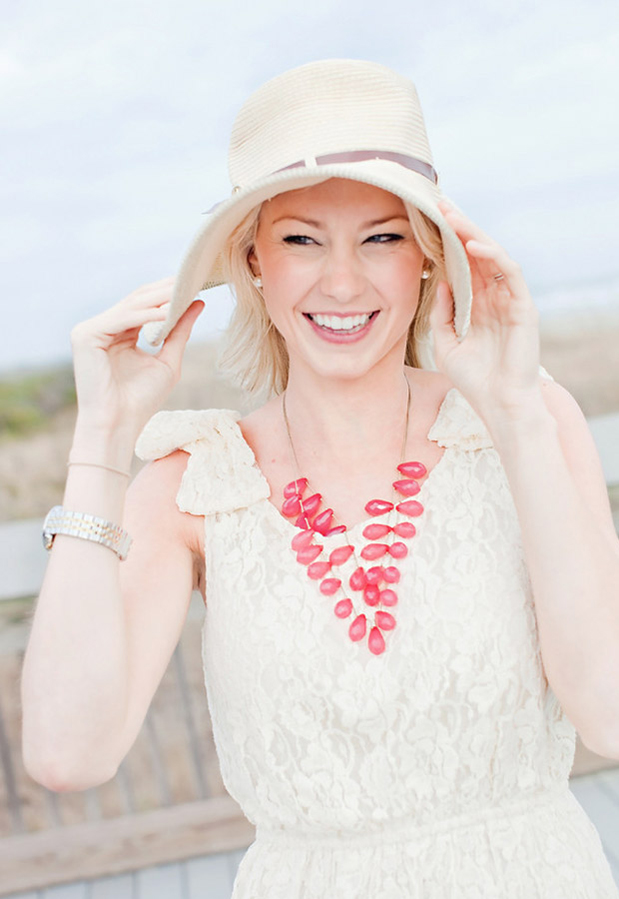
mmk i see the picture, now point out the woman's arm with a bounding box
[430,200,619,759]
[20,279,204,791]
[21,442,198,791]
[485,380,619,760]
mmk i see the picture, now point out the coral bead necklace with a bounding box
[280,377,428,655]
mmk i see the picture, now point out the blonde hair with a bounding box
[217,189,447,397]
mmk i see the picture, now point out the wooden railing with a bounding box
[0,586,254,896]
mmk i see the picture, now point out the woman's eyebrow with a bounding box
[365,215,410,227]
[271,215,321,227]
[270,214,410,227]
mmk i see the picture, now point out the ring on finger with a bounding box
[492,272,505,282]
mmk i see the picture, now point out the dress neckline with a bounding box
[231,386,460,538]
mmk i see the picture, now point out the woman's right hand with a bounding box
[70,277,204,439]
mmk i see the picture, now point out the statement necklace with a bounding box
[280,380,428,655]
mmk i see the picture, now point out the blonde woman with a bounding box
[21,60,619,897]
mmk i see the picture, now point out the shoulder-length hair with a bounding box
[217,195,446,397]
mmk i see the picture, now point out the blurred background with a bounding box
[1,0,618,896]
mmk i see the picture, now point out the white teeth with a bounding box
[310,313,372,331]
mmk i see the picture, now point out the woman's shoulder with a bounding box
[134,407,270,517]
[412,370,494,450]
[134,407,243,461]
[421,365,555,449]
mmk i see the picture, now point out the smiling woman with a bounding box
[20,58,619,899]
[218,180,446,395]
[245,180,427,384]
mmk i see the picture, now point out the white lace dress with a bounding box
[135,386,618,898]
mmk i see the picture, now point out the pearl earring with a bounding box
[253,276,263,288]
[421,269,430,280]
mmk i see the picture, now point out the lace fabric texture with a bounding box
[135,385,618,898]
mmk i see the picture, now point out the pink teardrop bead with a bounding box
[396,499,424,517]
[360,543,388,560]
[393,521,416,539]
[296,544,323,564]
[368,626,386,655]
[291,529,315,551]
[281,495,302,516]
[389,542,408,559]
[349,567,367,591]
[320,577,342,596]
[366,566,384,585]
[375,610,396,630]
[334,598,353,618]
[363,584,380,606]
[397,461,427,478]
[382,567,400,584]
[363,523,392,540]
[284,478,308,498]
[349,614,367,642]
[302,493,322,516]
[364,499,394,517]
[326,525,347,536]
[307,560,331,579]
[313,509,334,535]
[295,515,312,529]
[379,588,398,606]
[330,545,355,566]
[393,478,420,497]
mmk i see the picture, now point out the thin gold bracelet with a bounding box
[67,461,131,478]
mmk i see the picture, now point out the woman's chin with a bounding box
[287,345,404,384]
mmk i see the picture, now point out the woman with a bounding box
[21,59,619,897]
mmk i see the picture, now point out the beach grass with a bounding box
[0,324,618,522]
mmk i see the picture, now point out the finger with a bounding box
[441,207,497,250]
[157,300,205,368]
[79,304,170,344]
[465,240,527,292]
[132,276,176,295]
[437,198,468,218]
[101,303,170,332]
[439,203,510,287]
[121,280,176,309]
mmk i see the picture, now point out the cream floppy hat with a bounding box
[141,58,473,368]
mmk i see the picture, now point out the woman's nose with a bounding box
[318,246,366,303]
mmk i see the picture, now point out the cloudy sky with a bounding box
[2,0,618,371]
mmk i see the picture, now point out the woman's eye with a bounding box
[283,235,316,245]
[366,233,405,243]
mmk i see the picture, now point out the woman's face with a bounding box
[248,178,426,382]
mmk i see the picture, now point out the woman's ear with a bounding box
[247,246,260,278]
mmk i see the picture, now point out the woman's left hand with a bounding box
[430,199,543,419]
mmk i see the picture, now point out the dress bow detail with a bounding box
[134,409,271,515]
[427,388,495,450]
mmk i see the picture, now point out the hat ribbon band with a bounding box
[274,150,438,184]
[203,151,438,214]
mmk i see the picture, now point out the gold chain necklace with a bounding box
[280,375,428,655]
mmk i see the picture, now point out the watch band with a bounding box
[42,506,133,561]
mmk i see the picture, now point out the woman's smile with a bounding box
[303,310,380,341]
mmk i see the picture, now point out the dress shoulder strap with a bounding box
[428,364,554,450]
[134,409,271,516]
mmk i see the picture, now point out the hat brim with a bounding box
[141,158,472,350]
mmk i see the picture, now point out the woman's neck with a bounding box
[281,358,415,468]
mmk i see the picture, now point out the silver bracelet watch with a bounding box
[42,506,133,561]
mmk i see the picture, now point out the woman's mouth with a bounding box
[303,311,379,336]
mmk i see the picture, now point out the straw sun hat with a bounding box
[141,58,474,368]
